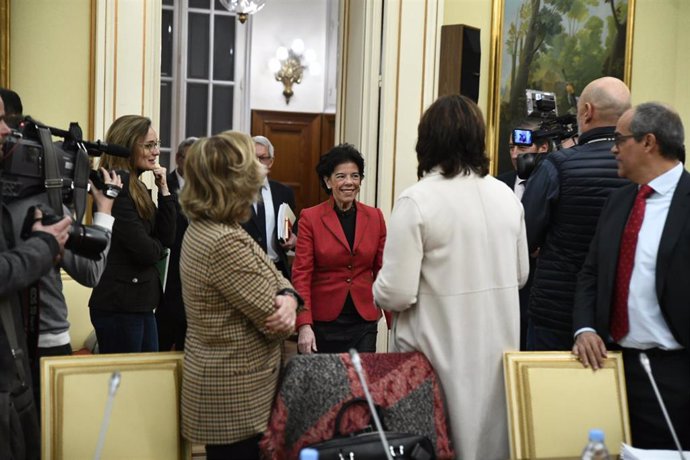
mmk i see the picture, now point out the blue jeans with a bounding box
[90,309,159,354]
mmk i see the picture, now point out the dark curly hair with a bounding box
[416,94,489,179]
[315,143,365,194]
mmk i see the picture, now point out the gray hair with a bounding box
[177,136,198,156]
[630,102,685,160]
[252,135,274,159]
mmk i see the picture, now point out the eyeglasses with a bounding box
[257,155,273,163]
[138,140,161,151]
[613,134,635,148]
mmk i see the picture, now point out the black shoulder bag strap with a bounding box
[72,143,90,224]
[37,126,64,217]
[0,298,28,388]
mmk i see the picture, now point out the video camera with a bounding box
[513,89,578,179]
[1,117,129,259]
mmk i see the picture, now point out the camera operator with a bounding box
[1,94,72,460]
[497,120,550,350]
[521,76,631,351]
[498,119,550,199]
[1,89,123,410]
[5,168,121,407]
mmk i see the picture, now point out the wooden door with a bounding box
[251,110,335,213]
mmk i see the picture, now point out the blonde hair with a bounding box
[99,115,156,221]
[180,131,264,224]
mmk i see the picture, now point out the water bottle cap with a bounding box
[299,447,319,460]
[588,428,605,442]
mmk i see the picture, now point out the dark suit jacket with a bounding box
[158,170,188,322]
[292,198,387,329]
[241,179,295,280]
[497,170,518,189]
[89,172,177,312]
[573,170,690,349]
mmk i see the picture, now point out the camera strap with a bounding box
[72,145,90,224]
[20,285,40,363]
[37,126,64,217]
[0,297,29,388]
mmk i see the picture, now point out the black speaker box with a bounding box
[438,24,481,103]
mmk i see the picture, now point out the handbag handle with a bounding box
[333,397,388,437]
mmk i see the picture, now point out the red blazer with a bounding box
[293,199,387,328]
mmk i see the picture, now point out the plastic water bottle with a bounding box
[581,429,611,460]
[299,447,319,460]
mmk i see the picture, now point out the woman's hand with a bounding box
[297,324,317,354]
[153,165,170,196]
[90,167,122,215]
[265,294,297,335]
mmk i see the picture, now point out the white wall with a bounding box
[249,0,331,113]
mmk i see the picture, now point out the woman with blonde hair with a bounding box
[89,115,177,353]
[179,131,300,460]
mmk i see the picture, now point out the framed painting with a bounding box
[488,0,636,175]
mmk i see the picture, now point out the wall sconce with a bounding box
[268,39,321,104]
[218,0,266,24]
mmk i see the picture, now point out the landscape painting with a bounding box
[488,0,635,174]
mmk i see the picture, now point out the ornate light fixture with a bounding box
[218,0,266,24]
[268,39,321,104]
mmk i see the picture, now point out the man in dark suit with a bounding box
[573,102,690,449]
[242,136,296,280]
[156,136,197,351]
[497,120,549,350]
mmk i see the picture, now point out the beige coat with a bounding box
[374,170,529,460]
[180,220,292,444]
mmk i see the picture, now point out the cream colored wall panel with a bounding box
[676,0,690,157]
[377,0,442,216]
[337,0,383,207]
[9,0,92,134]
[629,0,677,104]
[93,0,161,140]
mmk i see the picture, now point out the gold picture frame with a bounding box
[0,0,9,87]
[41,352,191,460]
[504,351,630,459]
[487,0,636,175]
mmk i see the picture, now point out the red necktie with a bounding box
[610,184,654,342]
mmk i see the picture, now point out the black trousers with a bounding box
[621,347,690,449]
[205,434,262,460]
[32,342,73,413]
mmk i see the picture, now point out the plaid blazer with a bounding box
[180,220,293,444]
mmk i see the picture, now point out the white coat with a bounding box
[374,169,529,460]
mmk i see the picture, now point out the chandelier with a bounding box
[218,0,266,24]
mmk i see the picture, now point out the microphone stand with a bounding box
[638,353,687,460]
[94,371,122,460]
[349,349,394,460]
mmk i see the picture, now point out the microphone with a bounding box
[349,349,394,460]
[21,116,130,158]
[94,372,122,460]
[638,353,687,460]
[81,140,131,158]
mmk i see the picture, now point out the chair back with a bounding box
[41,352,190,460]
[504,351,630,459]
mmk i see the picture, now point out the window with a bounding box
[160,0,249,169]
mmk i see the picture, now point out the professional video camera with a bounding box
[1,117,129,259]
[514,89,578,179]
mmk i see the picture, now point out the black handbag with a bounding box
[304,398,435,460]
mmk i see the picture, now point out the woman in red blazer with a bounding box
[292,144,387,354]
